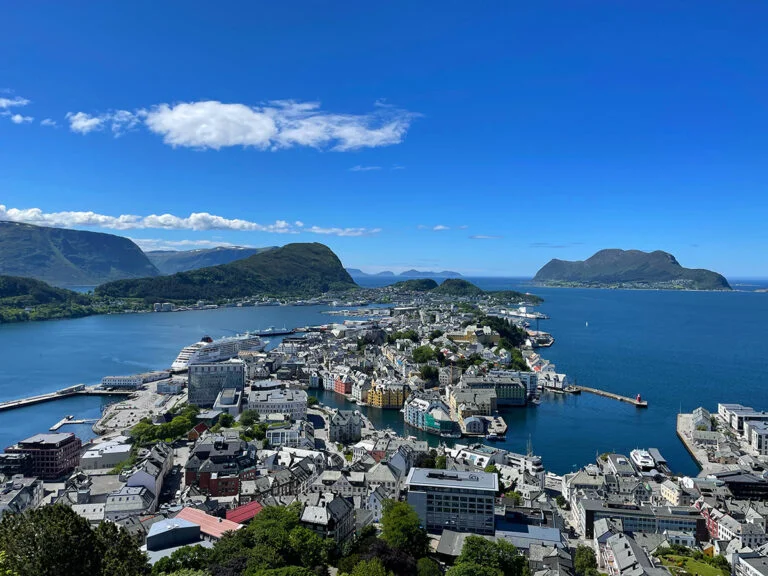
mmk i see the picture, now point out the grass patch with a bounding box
[659,555,729,576]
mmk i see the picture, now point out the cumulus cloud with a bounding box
[349,165,381,172]
[0,96,29,109]
[40,118,57,127]
[433,225,450,231]
[0,204,381,237]
[469,234,503,240]
[10,114,33,124]
[66,110,141,135]
[67,99,415,151]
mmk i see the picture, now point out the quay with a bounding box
[0,386,134,413]
[50,415,98,431]
[572,385,648,407]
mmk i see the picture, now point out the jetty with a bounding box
[50,415,99,431]
[0,385,134,413]
[572,385,648,407]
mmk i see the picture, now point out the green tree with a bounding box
[94,520,150,576]
[219,413,235,428]
[416,557,442,576]
[380,501,429,560]
[412,346,436,363]
[287,527,332,570]
[0,551,17,576]
[165,571,209,576]
[351,558,392,576]
[435,455,447,469]
[555,495,567,508]
[152,545,212,574]
[506,491,522,507]
[246,568,316,576]
[455,536,525,576]
[0,504,150,576]
[574,546,597,576]
[419,365,439,383]
[307,396,319,407]
[446,564,502,576]
[429,330,444,340]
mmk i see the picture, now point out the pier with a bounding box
[572,385,648,407]
[0,386,134,413]
[50,416,99,431]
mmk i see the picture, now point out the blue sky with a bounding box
[1,2,767,277]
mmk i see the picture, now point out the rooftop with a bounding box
[174,507,243,539]
[406,467,498,491]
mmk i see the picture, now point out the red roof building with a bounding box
[174,507,242,540]
[226,501,264,524]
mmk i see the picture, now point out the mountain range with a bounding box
[533,249,731,290]
[346,268,462,278]
[0,221,159,286]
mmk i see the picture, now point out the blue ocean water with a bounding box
[1,280,767,476]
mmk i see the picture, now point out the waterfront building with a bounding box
[405,468,498,535]
[351,378,371,403]
[718,403,768,435]
[488,370,538,398]
[403,392,455,435]
[5,432,82,480]
[157,378,184,395]
[692,407,712,430]
[188,360,245,408]
[247,389,307,420]
[100,375,143,390]
[450,388,498,419]
[745,421,768,456]
[328,410,363,443]
[368,382,409,409]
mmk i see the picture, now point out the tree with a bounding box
[416,557,441,576]
[447,564,502,576]
[240,410,260,426]
[435,455,447,469]
[0,504,103,576]
[506,491,522,507]
[307,396,319,407]
[574,546,597,576]
[555,495,567,509]
[455,536,525,576]
[351,558,392,576]
[412,346,436,364]
[152,545,212,574]
[288,527,331,570]
[246,568,317,576]
[94,521,150,576]
[0,551,17,576]
[380,501,429,560]
[219,413,235,428]
[419,365,439,383]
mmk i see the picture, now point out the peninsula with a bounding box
[533,249,731,290]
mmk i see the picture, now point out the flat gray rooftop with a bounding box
[406,467,498,491]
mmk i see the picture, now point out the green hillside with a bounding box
[0,221,160,286]
[96,242,357,302]
[146,246,276,274]
[0,275,95,323]
[391,279,439,291]
[533,249,731,290]
[432,278,485,297]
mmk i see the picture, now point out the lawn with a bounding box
[659,555,729,576]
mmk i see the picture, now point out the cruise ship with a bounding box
[630,449,655,471]
[171,334,267,370]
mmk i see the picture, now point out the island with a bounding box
[533,249,731,291]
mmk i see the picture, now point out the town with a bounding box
[1,286,767,576]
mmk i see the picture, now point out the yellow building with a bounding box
[368,383,409,409]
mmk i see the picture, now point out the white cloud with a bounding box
[68,99,414,151]
[10,114,33,124]
[0,204,381,237]
[306,226,382,237]
[349,165,381,172]
[0,96,29,109]
[433,225,450,231]
[66,110,141,135]
[469,234,503,240]
[129,238,249,251]
[40,118,57,127]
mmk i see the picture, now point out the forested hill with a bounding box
[533,249,731,290]
[96,243,357,301]
[0,221,159,286]
[0,275,94,323]
[146,246,276,274]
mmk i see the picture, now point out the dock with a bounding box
[50,416,98,431]
[572,385,648,407]
[0,386,134,413]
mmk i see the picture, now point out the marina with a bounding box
[49,415,98,431]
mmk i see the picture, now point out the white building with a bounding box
[101,375,143,390]
[248,389,307,420]
[746,421,768,456]
[80,438,132,470]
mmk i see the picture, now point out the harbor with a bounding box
[0,385,133,413]
[571,385,648,407]
[50,415,98,431]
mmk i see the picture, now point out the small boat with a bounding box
[630,449,655,471]
[486,432,505,441]
[531,397,542,406]
[440,431,462,439]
